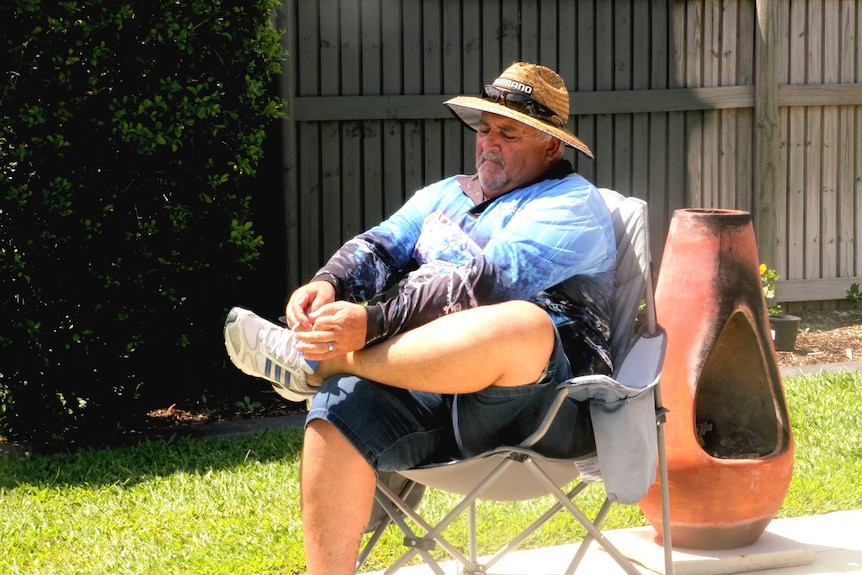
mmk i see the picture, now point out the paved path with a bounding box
[359,509,862,575]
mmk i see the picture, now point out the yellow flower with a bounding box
[759,263,767,277]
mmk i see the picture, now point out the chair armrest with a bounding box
[518,374,630,450]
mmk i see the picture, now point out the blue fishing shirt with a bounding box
[312,161,617,374]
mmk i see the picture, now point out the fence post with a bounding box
[754,0,779,269]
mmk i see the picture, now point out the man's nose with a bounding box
[480,131,502,150]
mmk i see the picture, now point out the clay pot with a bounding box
[639,208,794,550]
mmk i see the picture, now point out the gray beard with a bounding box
[477,156,508,192]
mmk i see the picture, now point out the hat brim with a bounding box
[444,95,594,159]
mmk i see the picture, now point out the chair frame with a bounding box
[356,190,674,575]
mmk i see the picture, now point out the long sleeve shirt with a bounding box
[311,160,617,375]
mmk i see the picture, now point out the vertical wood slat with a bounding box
[380,3,404,223]
[280,1,300,289]
[594,2,614,187]
[540,0,560,70]
[786,0,807,281]
[630,1,651,212]
[298,124,322,282]
[358,0,381,231]
[400,0,423,217]
[805,2,823,280]
[340,1,362,243]
[667,1,688,234]
[838,0,858,277]
[644,0,670,257]
[613,0,633,193]
[316,0,341,268]
[483,0,503,86]
[341,0,360,97]
[775,1,790,280]
[520,0,540,63]
[736,6,756,214]
[443,5,465,178]
[702,1,720,208]
[686,2,704,208]
[501,0,521,64]
[821,1,841,282]
[855,1,862,279]
[574,0,596,183]
[422,2,443,187]
[719,0,739,209]
[557,0,577,94]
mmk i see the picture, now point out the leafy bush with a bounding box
[0,0,285,444]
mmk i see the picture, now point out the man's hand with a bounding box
[285,281,336,331]
[295,301,368,360]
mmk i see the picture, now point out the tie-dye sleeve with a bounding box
[311,175,616,348]
[362,181,615,345]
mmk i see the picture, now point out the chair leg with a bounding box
[356,516,391,571]
[526,458,643,575]
[374,473,491,574]
[655,394,674,575]
[377,487,466,573]
[478,482,590,573]
[356,480,423,572]
[468,501,477,566]
[564,497,613,575]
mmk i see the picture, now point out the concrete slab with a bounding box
[360,510,862,575]
[608,526,815,575]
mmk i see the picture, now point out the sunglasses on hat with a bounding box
[480,85,565,128]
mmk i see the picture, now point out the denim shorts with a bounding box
[305,331,596,471]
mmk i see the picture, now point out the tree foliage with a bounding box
[0,0,285,443]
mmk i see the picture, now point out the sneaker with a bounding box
[224,307,319,402]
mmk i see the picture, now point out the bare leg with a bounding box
[314,300,555,393]
[300,300,555,573]
[302,419,376,575]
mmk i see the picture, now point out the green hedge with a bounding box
[0,0,285,444]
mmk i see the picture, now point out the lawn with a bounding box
[1,370,860,575]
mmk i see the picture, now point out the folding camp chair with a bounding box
[357,189,673,575]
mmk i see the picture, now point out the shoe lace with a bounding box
[260,324,303,367]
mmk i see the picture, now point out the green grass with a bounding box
[1,370,860,574]
[779,370,862,516]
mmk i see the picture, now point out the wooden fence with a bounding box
[277,0,862,309]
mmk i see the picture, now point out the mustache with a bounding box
[478,151,504,165]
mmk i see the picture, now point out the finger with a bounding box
[295,329,332,346]
[308,302,341,323]
[286,294,313,330]
[310,290,334,313]
[295,337,337,360]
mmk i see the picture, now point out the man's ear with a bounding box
[545,136,564,159]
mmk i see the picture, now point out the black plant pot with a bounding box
[769,314,801,351]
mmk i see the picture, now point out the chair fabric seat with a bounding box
[401,448,587,501]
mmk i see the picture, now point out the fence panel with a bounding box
[280,0,862,307]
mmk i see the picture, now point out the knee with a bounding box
[304,419,369,466]
[305,418,347,452]
[302,420,376,489]
[496,300,554,332]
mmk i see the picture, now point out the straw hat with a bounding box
[445,62,593,159]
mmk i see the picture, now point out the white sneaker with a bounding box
[224,307,318,402]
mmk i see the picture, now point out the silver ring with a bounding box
[327,341,334,352]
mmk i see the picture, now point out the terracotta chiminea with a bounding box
[639,208,794,550]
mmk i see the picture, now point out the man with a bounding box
[224,62,616,574]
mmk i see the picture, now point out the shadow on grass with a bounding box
[0,427,304,490]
